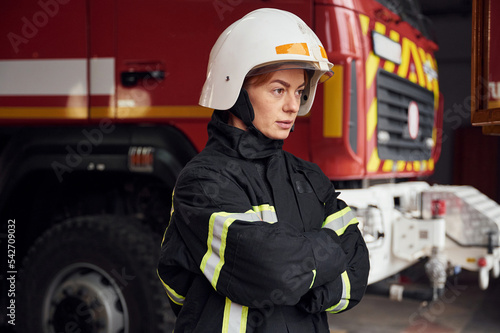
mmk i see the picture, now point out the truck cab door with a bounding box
[111,0,312,122]
[0,0,90,122]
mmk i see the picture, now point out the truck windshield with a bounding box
[375,0,436,43]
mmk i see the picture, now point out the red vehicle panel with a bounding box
[0,0,443,179]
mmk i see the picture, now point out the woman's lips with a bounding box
[276,121,293,129]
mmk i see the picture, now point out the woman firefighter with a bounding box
[157,8,370,332]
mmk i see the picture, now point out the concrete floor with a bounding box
[328,271,500,333]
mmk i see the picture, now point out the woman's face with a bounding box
[245,68,306,140]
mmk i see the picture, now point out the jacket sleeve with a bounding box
[296,193,370,314]
[157,166,347,309]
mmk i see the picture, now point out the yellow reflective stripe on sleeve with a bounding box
[251,204,278,223]
[323,206,352,227]
[335,217,358,236]
[223,298,248,333]
[161,189,176,245]
[157,270,185,306]
[326,271,351,313]
[322,207,359,236]
[309,269,317,289]
[200,211,261,290]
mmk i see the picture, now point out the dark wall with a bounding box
[421,0,500,203]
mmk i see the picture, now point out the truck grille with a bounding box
[376,70,435,161]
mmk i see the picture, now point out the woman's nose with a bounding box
[284,93,300,113]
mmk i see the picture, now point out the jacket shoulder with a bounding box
[175,149,243,191]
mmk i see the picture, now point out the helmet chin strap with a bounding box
[228,89,255,129]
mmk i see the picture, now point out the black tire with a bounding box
[17,215,175,333]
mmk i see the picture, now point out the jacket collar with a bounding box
[206,110,283,160]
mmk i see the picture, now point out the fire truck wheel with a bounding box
[17,215,175,333]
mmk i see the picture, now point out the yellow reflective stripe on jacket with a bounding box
[309,269,317,289]
[322,207,358,236]
[222,298,248,333]
[156,270,185,306]
[200,211,261,290]
[252,204,278,223]
[326,270,351,313]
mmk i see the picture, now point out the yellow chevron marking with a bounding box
[367,148,381,172]
[390,30,400,42]
[382,160,394,172]
[397,160,406,172]
[366,51,380,89]
[409,72,418,83]
[397,38,411,79]
[383,60,396,73]
[366,98,378,141]
[432,58,440,109]
[419,48,434,91]
[374,22,386,34]
[398,38,426,87]
[324,65,344,138]
[383,30,401,73]
[359,14,370,36]
[411,44,426,87]
[428,158,435,171]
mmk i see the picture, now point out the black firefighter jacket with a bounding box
[158,110,370,333]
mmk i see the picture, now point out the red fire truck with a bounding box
[1,0,499,332]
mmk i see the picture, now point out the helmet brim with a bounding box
[246,61,333,84]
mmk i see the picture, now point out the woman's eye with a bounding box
[273,88,285,95]
[296,90,304,97]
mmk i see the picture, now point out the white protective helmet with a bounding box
[199,8,333,116]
